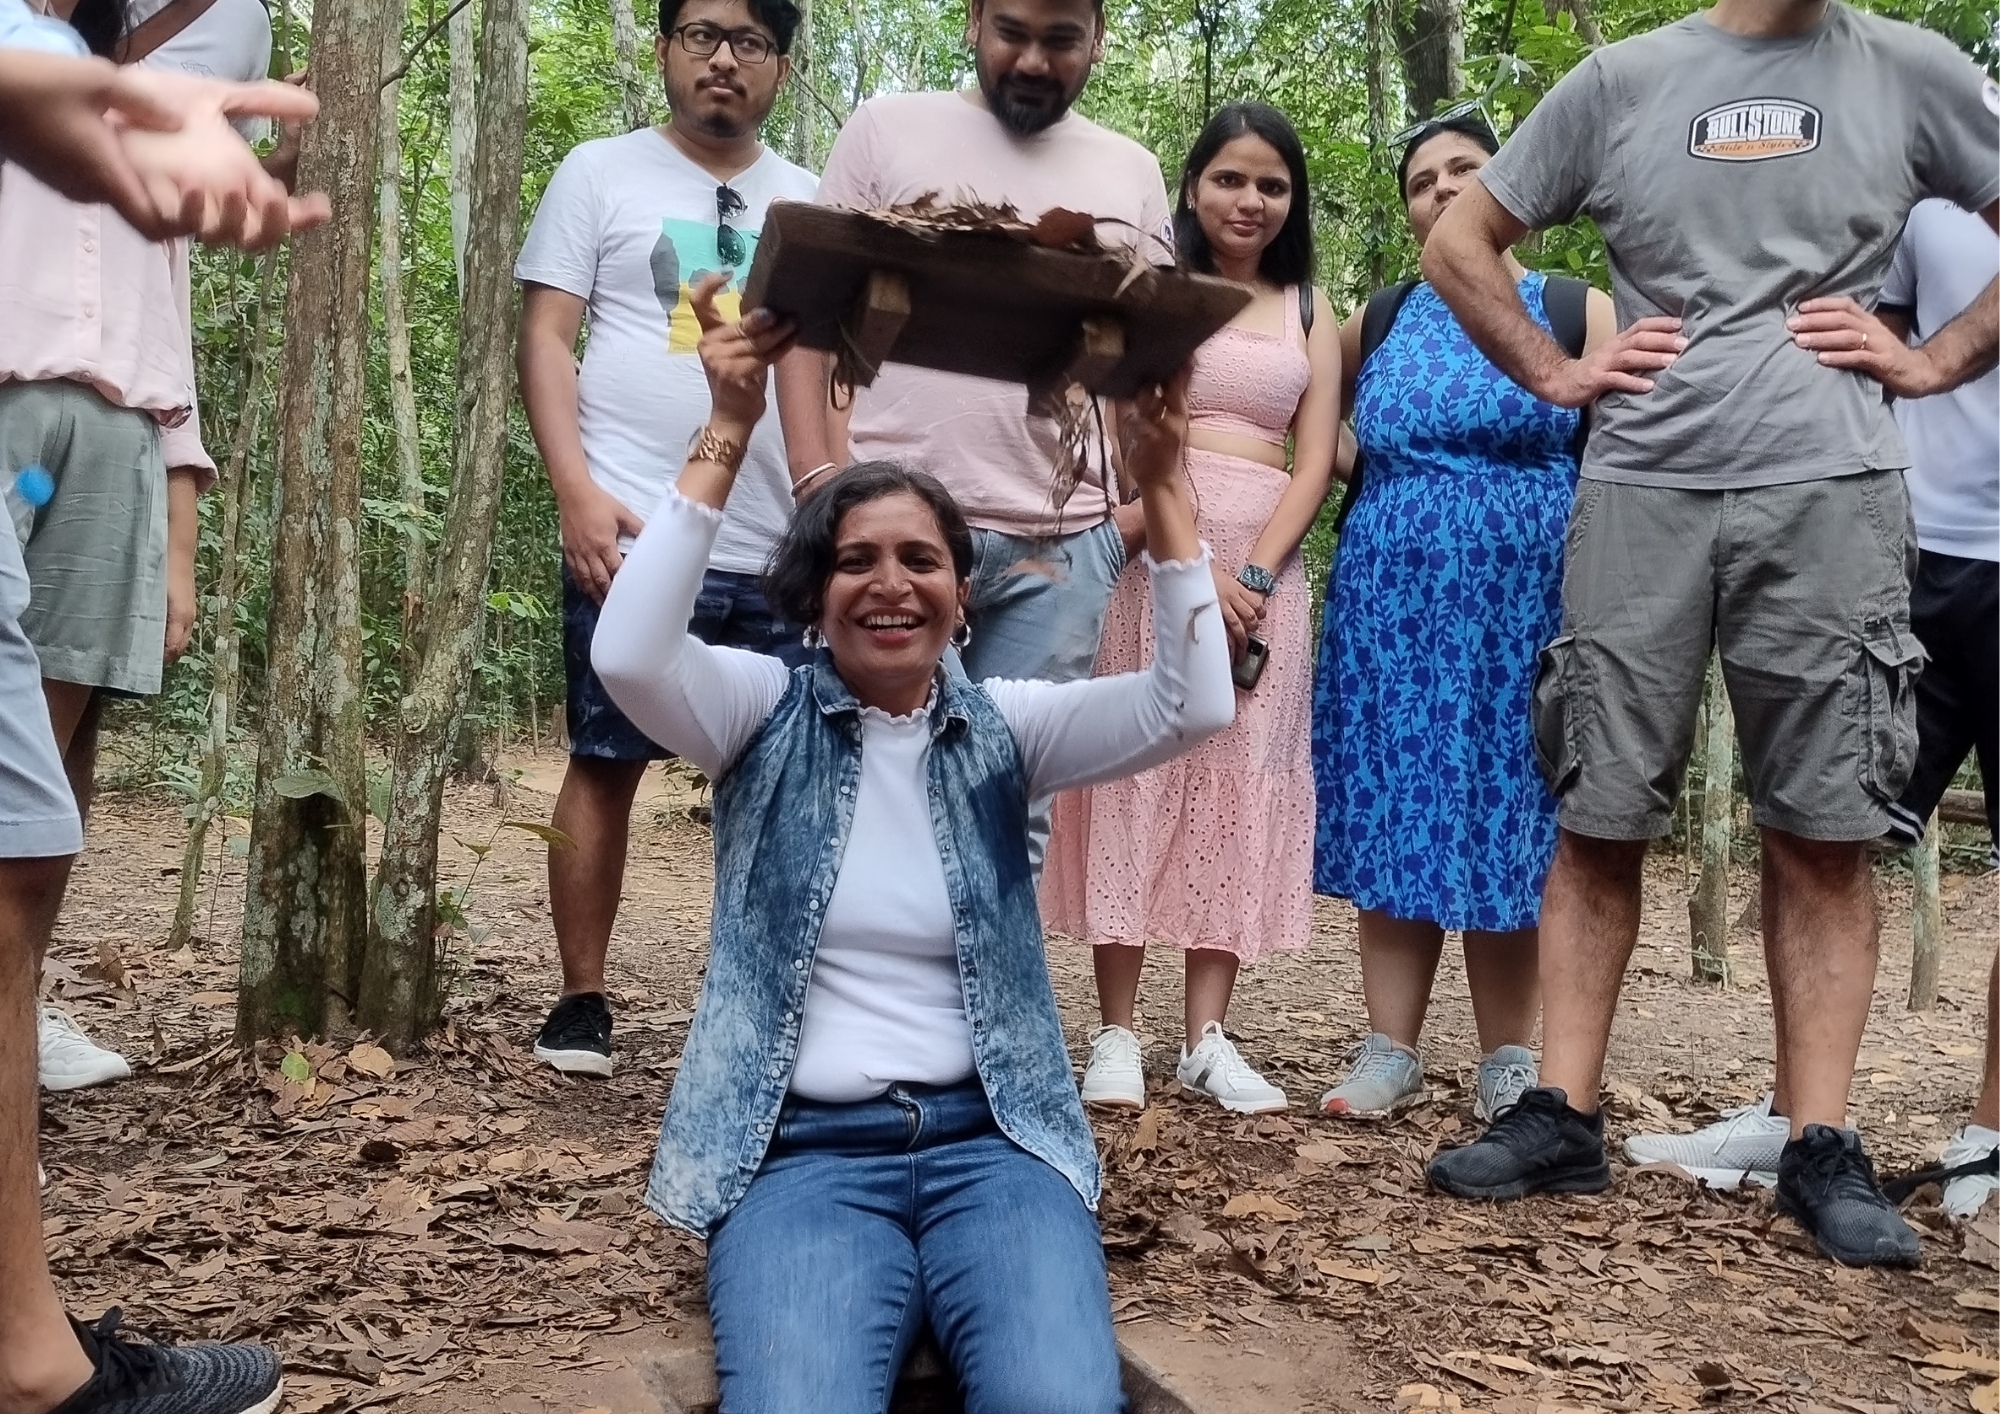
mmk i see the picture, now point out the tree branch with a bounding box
[380,0,473,89]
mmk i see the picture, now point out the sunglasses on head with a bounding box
[716,183,747,267]
[1388,98,1493,150]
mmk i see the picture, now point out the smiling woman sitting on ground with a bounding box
[588,272,1234,1414]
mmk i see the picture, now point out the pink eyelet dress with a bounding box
[1041,291,1316,961]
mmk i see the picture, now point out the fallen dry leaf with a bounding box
[1221,1192,1302,1221]
[348,1042,396,1080]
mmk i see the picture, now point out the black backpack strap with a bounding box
[1332,280,1421,536]
[1298,282,1315,339]
[1543,274,1591,359]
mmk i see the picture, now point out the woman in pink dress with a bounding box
[1043,103,1340,1114]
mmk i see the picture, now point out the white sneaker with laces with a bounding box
[1622,1091,1787,1189]
[1474,1045,1539,1123]
[1177,1021,1288,1114]
[1939,1123,1999,1221]
[37,1005,130,1092]
[1080,1025,1145,1109]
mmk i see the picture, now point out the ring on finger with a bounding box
[1860,332,1869,348]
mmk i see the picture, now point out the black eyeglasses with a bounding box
[716,183,747,267]
[671,21,776,64]
[1388,98,1493,149]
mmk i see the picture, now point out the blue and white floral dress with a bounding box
[1310,272,1579,931]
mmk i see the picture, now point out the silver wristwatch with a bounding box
[1236,564,1277,597]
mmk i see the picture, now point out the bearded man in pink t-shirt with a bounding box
[792,0,1172,867]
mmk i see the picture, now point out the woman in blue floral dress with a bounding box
[1311,112,1613,1124]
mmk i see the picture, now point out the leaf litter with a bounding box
[34,781,2000,1413]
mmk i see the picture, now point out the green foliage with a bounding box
[139,0,1992,772]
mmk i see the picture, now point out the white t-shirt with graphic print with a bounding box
[515,129,817,575]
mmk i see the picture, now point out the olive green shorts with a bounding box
[0,379,167,696]
[1531,469,1921,842]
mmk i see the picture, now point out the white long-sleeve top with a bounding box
[593,487,1234,1101]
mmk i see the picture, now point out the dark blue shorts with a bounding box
[561,563,809,761]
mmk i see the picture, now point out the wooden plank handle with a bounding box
[845,270,912,388]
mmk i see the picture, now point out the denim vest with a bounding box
[644,651,1102,1235]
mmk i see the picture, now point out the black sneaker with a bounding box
[49,1309,282,1414]
[1426,1086,1612,1199]
[1775,1123,1920,1267]
[533,991,614,1077]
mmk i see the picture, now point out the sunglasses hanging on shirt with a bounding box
[716,183,748,268]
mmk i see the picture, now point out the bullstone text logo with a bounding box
[1688,98,1822,162]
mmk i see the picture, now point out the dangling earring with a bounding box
[950,620,973,650]
[802,625,826,651]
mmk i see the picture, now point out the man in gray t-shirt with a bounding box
[1418,0,1998,1268]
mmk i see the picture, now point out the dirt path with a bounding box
[35,758,1999,1414]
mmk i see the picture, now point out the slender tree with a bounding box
[380,2,429,651]
[449,0,477,290]
[1395,0,1463,122]
[362,0,530,1051]
[238,0,396,1042]
[169,254,279,953]
[609,0,652,133]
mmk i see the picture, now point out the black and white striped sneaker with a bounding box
[48,1309,282,1414]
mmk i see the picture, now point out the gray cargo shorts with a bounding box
[0,518,83,858]
[0,379,168,695]
[1531,470,1920,842]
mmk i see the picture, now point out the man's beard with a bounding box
[669,77,761,140]
[979,66,1082,135]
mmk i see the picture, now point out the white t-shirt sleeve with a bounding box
[1879,217,1918,315]
[515,147,604,300]
[591,487,791,777]
[984,551,1234,797]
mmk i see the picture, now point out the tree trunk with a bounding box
[1363,0,1396,286]
[1395,0,1463,123]
[448,0,477,290]
[1909,811,1944,1010]
[787,0,812,166]
[607,0,650,133]
[1541,0,1603,46]
[1688,656,1733,985]
[361,0,528,1052]
[168,254,279,953]
[239,0,392,1043]
[379,13,427,654]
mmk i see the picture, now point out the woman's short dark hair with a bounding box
[1396,114,1501,203]
[69,0,127,58]
[763,462,974,630]
[659,0,800,52]
[1172,101,1314,289]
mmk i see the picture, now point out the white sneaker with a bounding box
[1939,1123,1999,1221]
[1622,1091,1787,1189]
[1177,1021,1288,1114]
[37,1005,131,1091]
[1474,1045,1539,1123]
[1079,1025,1145,1109]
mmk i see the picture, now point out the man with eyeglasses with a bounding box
[1419,0,1997,1268]
[796,0,1172,870]
[515,0,818,1079]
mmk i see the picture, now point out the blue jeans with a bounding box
[705,1081,1124,1414]
[958,518,1125,869]
[562,564,809,760]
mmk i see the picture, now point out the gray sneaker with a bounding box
[1319,1032,1425,1118]
[1474,1045,1539,1123]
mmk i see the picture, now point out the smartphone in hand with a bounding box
[1231,633,1268,692]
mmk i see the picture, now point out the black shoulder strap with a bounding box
[1543,274,1591,360]
[1358,278,1421,372]
[1298,282,1314,339]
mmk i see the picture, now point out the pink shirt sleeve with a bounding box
[814,101,880,210]
[160,238,216,486]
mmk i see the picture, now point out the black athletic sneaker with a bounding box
[1426,1086,1612,1199]
[533,991,614,1077]
[1775,1124,1921,1267]
[48,1309,282,1414]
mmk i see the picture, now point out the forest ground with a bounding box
[35,751,2000,1414]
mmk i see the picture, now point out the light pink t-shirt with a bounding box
[815,90,1173,537]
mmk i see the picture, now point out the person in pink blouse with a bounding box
[0,0,222,1096]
